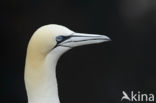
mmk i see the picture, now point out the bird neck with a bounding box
[25,47,69,103]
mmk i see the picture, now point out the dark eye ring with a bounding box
[56,36,63,42]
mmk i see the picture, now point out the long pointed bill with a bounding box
[59,32,111,48]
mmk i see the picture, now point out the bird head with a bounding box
[27,24,111,57]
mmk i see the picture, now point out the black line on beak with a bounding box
[52,34,74,49]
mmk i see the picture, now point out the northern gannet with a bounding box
[24,24,110,103]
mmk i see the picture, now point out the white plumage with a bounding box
[24,24,110,103]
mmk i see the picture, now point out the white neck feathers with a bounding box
[25,47,69,103]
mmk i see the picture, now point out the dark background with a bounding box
[2,0,156,103]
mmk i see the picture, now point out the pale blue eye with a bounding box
[56,36,63,42]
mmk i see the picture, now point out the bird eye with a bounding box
[56,36,63,42]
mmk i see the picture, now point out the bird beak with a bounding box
[58,32,111,48]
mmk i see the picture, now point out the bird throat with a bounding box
[24,47,69,103]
